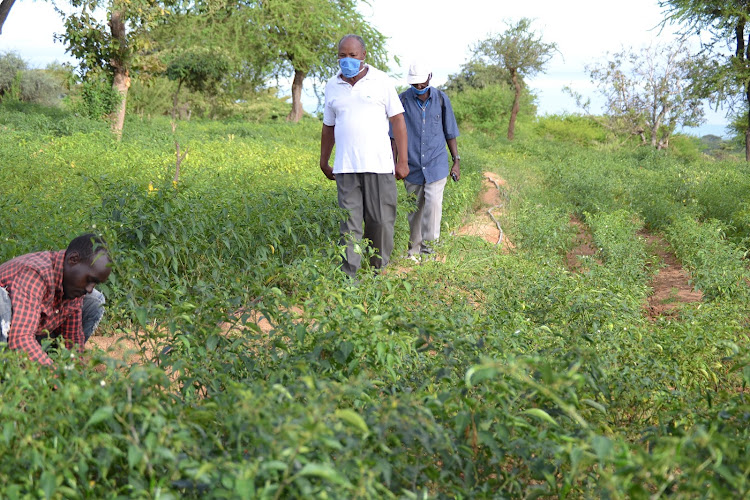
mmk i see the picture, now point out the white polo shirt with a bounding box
[323,65,404,175]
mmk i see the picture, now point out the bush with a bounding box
[0,51,26,99]
[448,84,535,135]
[0,52,68,106]
[18,69,66,106]
[70,76,122,120]
[534,114,608,145]
[0,100,111,136]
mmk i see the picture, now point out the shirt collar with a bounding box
[413,87,431,108]
[336,64,370,84]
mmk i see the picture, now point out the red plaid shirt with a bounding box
[0,250,85,365]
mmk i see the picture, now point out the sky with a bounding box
[0,0,729,137]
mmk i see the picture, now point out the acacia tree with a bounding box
[660,0,750,159]
[165,47,230,120]
[443,60,510,93]
[247,0,389,122]
[57,0,172,138]
[470,18,557,140]
[580,41,705,149]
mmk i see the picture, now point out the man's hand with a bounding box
[320,163,335,181]
[395,159,409,180]
[450,162,460,182]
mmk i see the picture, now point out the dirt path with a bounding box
[88,308,294,364]
[642,232,703,319]
[456,171,514,251]
[565,215,601,273]
[563,216,702,318]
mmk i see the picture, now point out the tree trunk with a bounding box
[744,22,750,161]
[287,68,305,122]
[507,69,521,141]
[0,0,16,35]
[171,79,183,122]
[109,9,130,140]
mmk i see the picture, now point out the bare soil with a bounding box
[565,214,601,273]
[642,232,703,319]
[88,307,301,364]
[456,172,514,251]
[563,216,702,318]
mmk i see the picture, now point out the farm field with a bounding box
[1,106,750,498]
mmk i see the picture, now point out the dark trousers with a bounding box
[336,172,397,278]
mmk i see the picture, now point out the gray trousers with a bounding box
[336,172,397,278]
[0,286,105,344]
[404,177,448,256]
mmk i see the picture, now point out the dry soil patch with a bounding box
[642,232,703,319]
[456,172,514,251]
[565,215,601,273]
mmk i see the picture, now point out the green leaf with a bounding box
[521,408,558,427]
[335,409,369,435]
[297,463,351,486]
[85,405,114,428]
[40,470,56,500]
[592,436,613,462]
[206,334,219,352]
[135,307,148,327]
[582,398,607,414]
[128,445,144,470]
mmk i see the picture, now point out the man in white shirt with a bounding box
[319,34,409,278]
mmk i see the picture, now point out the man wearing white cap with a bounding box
[390,61,460,261]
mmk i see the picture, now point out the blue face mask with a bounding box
[413,86,430,95]
[339,57,363,78]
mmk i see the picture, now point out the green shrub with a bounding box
[0,51,25,99]
[1,108,750,498]
[448,84,535,135]
[534,114,608,145]
[71,76,121,120]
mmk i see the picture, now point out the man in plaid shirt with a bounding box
[0,233,112,366]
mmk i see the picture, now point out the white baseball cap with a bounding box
[407,62,431,84]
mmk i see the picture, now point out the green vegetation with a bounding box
[1,100,750,498]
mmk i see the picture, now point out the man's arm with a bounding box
[7,268,54,366]
[389,113,409,180]
[319,124,336,181]
[447,137,460,181]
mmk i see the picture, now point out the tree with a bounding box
[0,52,70,106]
[56,0,172,138]
[443,59,509,93]
[0,0,15,35]
[659,0,750,159]
[165,47,230,120]
[469,18,557,140]
[245,0,390,122]
[575,41,705,149]
[0,50,25,99]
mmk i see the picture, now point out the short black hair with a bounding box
[65,233,108,263]
[338,34,366,53]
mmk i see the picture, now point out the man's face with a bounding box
[63,251,111,300]
[338,37,365,62]
[411,74,432,91]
